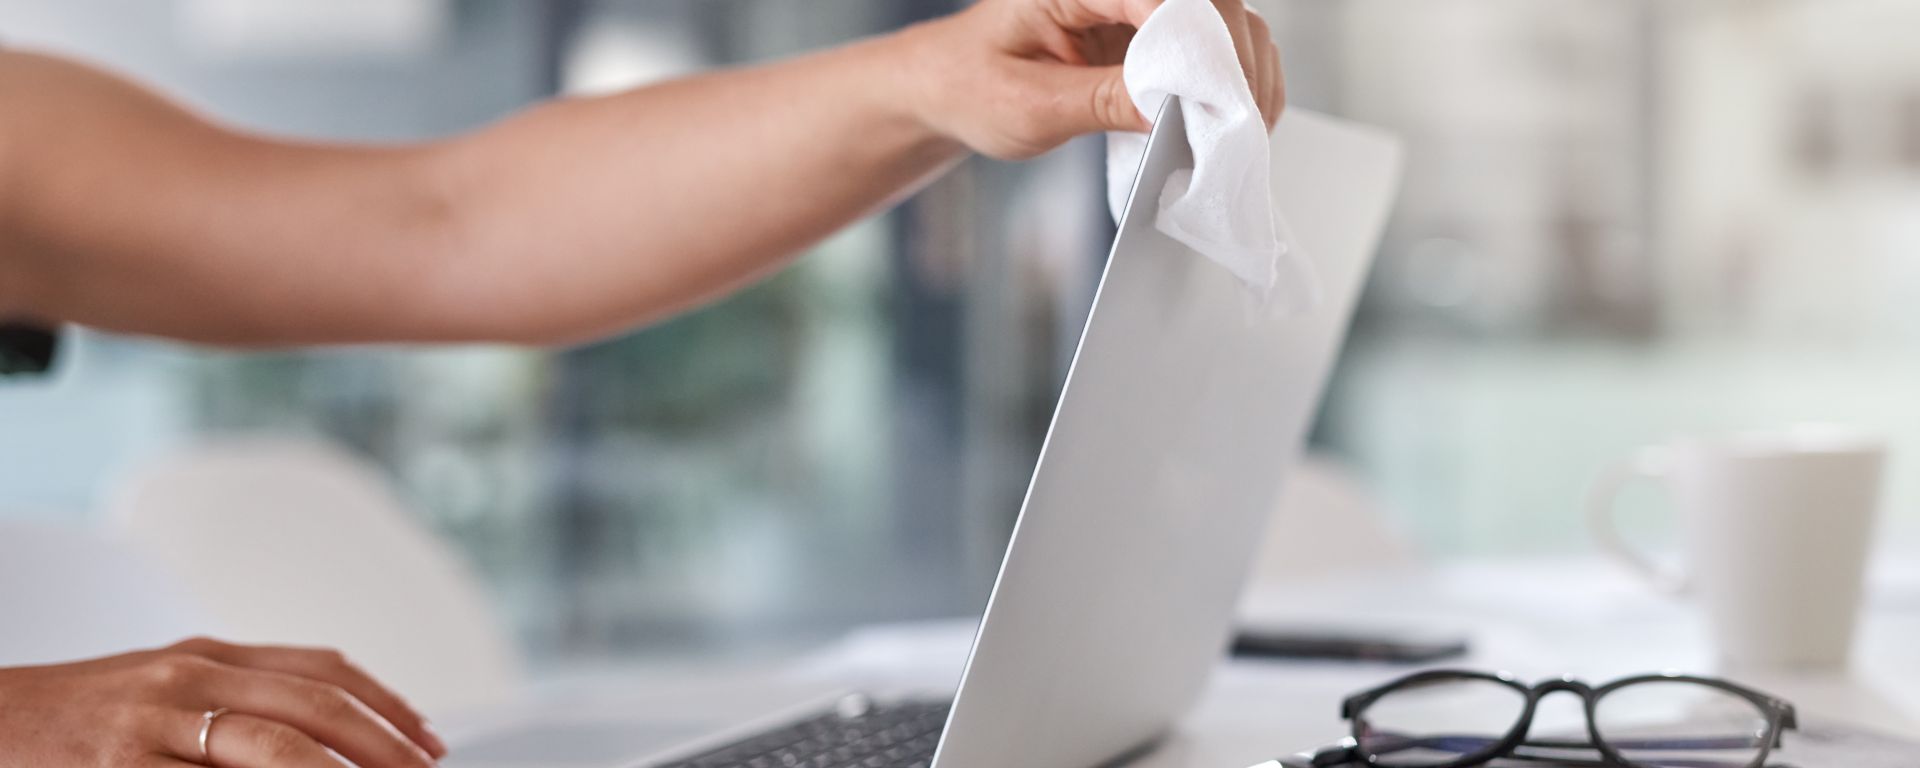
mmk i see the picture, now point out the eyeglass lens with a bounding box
[1354,677,1528,766]
[1593,680,1773,768]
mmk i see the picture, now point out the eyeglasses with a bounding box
[1292,669,1798,768]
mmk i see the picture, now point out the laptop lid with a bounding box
[928,101,1404,768]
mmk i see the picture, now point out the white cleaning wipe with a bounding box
[1106,0,1318,310]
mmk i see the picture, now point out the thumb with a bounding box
[1038,62,1149,140]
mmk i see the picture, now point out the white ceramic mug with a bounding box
[1587,425,1887,670]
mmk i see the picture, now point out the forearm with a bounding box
[2,51,450,344]
[1,31,962,346]
[423,28,965,344]
[0,0,1280,347]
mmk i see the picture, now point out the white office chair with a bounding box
[105,438,524,718]
[0,521,214,667]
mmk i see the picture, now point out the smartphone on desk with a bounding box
[1230,623,1469,664]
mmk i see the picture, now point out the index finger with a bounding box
[1045,0,1165,29]
[1049,0,1260,83]
[1209,0,1259,82]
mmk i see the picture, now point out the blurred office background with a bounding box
[2,0,1917,666]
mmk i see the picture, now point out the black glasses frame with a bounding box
[1328,669,1798,768]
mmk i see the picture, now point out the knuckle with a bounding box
[1246,10,1269,35]
[144,653,211,689]
[1096,75,1134,129]
[168,636,219,656]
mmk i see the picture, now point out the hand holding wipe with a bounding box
[1106,0,1317,312]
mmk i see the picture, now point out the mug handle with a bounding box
[1586,447,1688,596]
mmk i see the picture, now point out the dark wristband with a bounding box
[0,323,60,376]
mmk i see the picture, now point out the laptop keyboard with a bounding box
[654,697,950,768]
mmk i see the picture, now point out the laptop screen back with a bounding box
[930,102,1404,768]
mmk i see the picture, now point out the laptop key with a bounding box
[655,699,949,768]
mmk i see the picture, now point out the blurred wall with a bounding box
[0,0,548,139]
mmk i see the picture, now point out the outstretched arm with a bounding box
[0,0,1282,347]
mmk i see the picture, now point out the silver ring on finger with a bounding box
[198,708,230,762]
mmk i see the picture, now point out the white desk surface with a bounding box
[447,557,1920,768]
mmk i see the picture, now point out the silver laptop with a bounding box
[455,100,1401,768]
